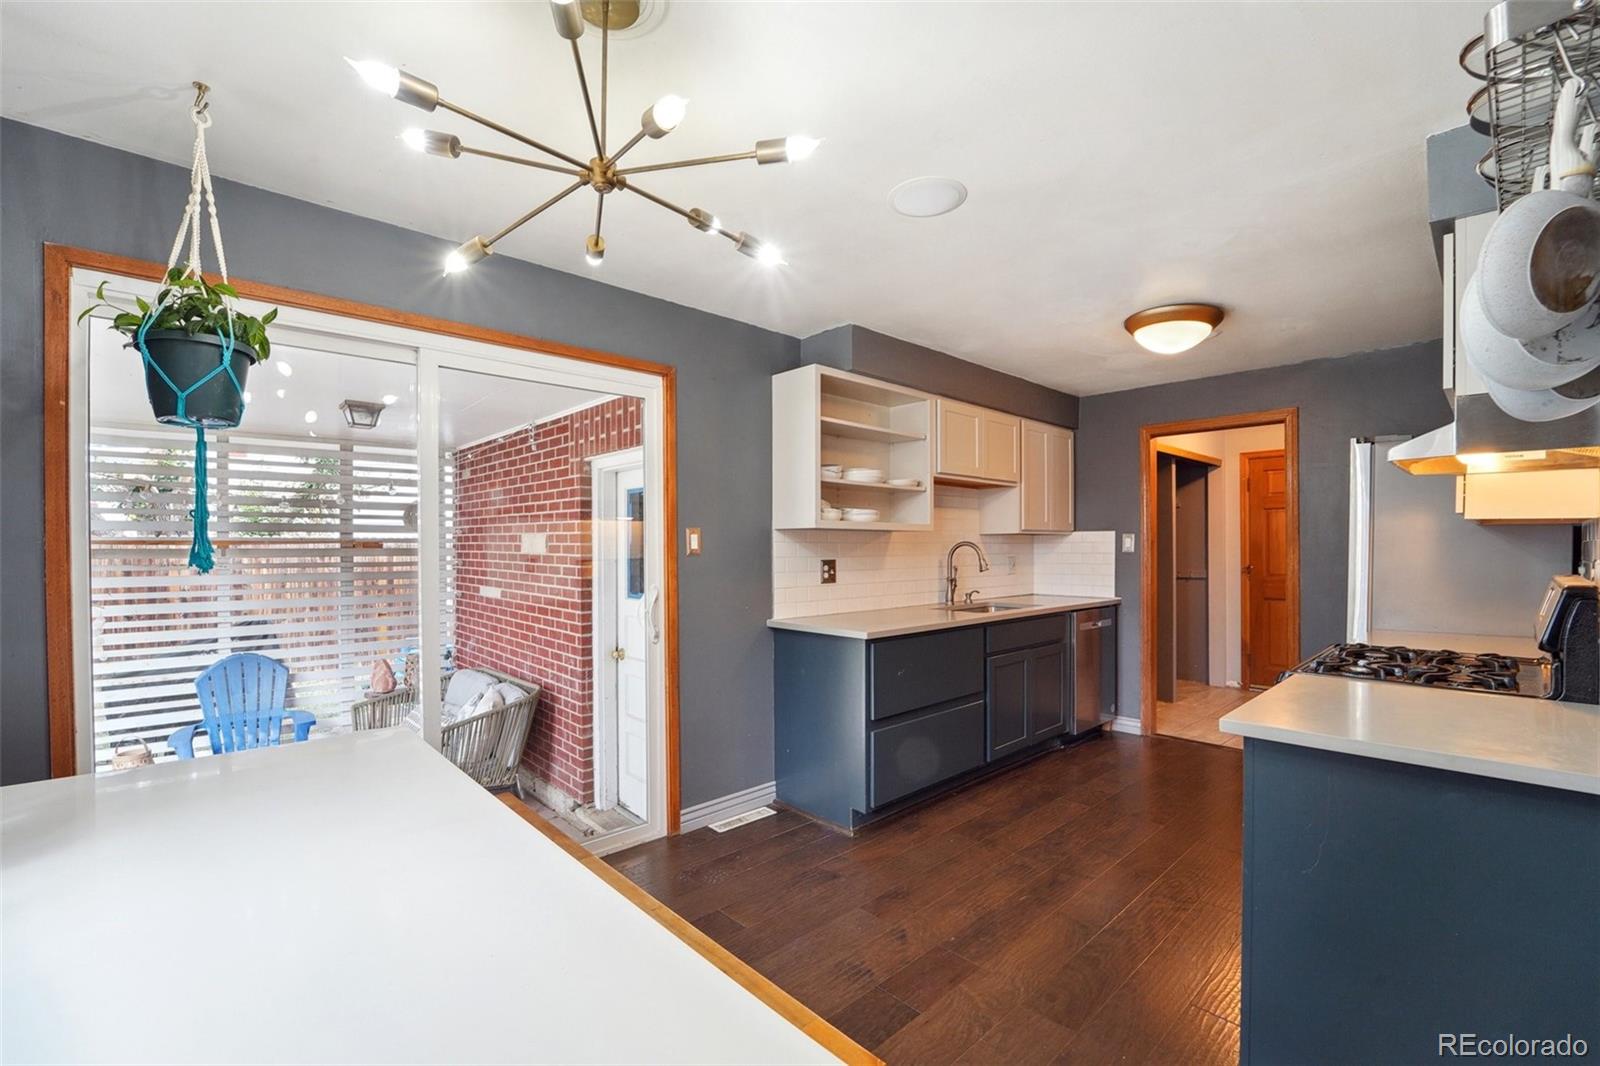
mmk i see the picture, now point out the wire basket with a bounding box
[1466,0,1600,209]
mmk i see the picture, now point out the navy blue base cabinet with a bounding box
[774,610,1109,830]
[1240,739,1600,1065]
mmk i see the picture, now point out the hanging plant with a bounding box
[72,83,272,574]
[78,270,277,428]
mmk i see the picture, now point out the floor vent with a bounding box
[708,806,777,833]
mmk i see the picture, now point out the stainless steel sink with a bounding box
[948,603,1029,614]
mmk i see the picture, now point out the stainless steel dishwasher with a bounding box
[1072,607,1118,733]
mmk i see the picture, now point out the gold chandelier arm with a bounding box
[608,128,650,167]
[459,144,586,177]
[622,181,738,243]
[437,98,589,171]
[601,0,610,154]
[569,40,604,159]
[595,191,605,240]
[615,150,757,177]
[485,179,587,246]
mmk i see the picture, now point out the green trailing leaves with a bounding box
[77,268,279,362]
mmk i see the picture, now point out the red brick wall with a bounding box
[452,396,643,804]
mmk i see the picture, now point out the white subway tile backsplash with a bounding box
[771,487,1117,618]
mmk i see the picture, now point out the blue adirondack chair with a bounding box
[169,653,315,759]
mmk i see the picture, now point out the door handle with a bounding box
[640,585,662,645]
[1242,563,1254,575]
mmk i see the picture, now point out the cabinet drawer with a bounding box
[986,614,1067,654]
[869,628,984,720]
[868,699,985,808]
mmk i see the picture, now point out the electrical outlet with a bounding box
[820,559,836,584]
[1006,555,1017,574]
[1121,532,1136,553]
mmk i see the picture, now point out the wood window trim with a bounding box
[42,244,682,834]
[1138,407,1299,736]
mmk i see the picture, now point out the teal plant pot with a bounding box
[132,330,257,428]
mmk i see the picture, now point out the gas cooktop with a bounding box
[1290,643,1554,698]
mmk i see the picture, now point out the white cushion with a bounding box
[456,685,506,723]
[490,681,527,706]
[443,669,497,714]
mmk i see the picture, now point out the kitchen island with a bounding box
[0,730,867,1065]
[1221,674,1600,1065]
[771,596,1119,829]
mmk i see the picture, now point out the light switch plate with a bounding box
[685,527,703,555]
[1121,532,1136,553]
[820,559,836,584]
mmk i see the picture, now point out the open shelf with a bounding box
[819,416,926,444]
[812,519,910,531]
[821,476,926,493]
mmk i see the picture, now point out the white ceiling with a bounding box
[89,321,609,448]
[4,1,1484,395]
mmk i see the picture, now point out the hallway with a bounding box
[1155,681,1256,748]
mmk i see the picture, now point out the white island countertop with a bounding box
[1220,673,1600,795]
[768,594,1121,640]
[0,730,850,1065]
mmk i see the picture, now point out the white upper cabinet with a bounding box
[772,365,933,531]
[935,399,1019,485]
[981,419,1074,535]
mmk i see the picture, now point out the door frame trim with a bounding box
[1238,448,1288,691]
[41,244,682,833]
[1138,407,1299,736]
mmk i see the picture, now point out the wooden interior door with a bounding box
[1243,450,1294,687]
[1155,455,1177,702]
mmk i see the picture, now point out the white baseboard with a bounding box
[680,781,778,833]
[1110,715,1143,735]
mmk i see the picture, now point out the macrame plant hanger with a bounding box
[140,82,242,574]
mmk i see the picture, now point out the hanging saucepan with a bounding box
[1476,80,1600,341]
[1462,274,1599,390]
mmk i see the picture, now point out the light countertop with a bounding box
[767,594,1121,640]
[1220,673,1600,795]
[1365,628,1542,659]
[0,730,841,1065]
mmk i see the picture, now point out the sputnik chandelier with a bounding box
[347,0,818,275]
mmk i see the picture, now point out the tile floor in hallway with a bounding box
[607,733,1244,1065]
[1155,679,1258,748]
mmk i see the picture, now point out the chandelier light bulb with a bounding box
[585,234,606,267]
[346,57,401,98]
[643,94,688,138]
[785,135,821,162]
[401,127,426,152]
[550,0,586,40]
[444,235,492,275]
[735,232,785,267]
[404,128,461,158]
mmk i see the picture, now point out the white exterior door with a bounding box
[611,463,650,818]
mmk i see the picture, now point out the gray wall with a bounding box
[1075,341,1454,718]
[802,324,1080,428]
[0,119,798,801]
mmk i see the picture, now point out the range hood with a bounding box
[1389,399,1600,475]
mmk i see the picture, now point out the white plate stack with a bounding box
[842,507,880,522]
[842,467,886,484]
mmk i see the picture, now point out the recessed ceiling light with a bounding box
[276,388,287,399]
[1124,304,1225,355]
[275,361,294,378]
[381,394,399,405]
[304,410,319,424]
[890,176,968,218]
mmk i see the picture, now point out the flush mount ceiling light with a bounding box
[340,399,387,430]
[348,0,819,276]
[1123,303,1226,355]
[889,176,967,218]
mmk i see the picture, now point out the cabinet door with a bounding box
[1020,422,1051,531]
[937,400,983,479]
[1026,643,1068,743]
[981,411,1020,483]
[986,650,1031,760]
[1047,427,1075,532]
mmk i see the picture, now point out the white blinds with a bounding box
[88,426,454,771]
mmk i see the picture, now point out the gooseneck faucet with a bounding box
[945,540,991,605]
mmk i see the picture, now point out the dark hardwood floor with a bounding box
[607,733,1244,1064]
